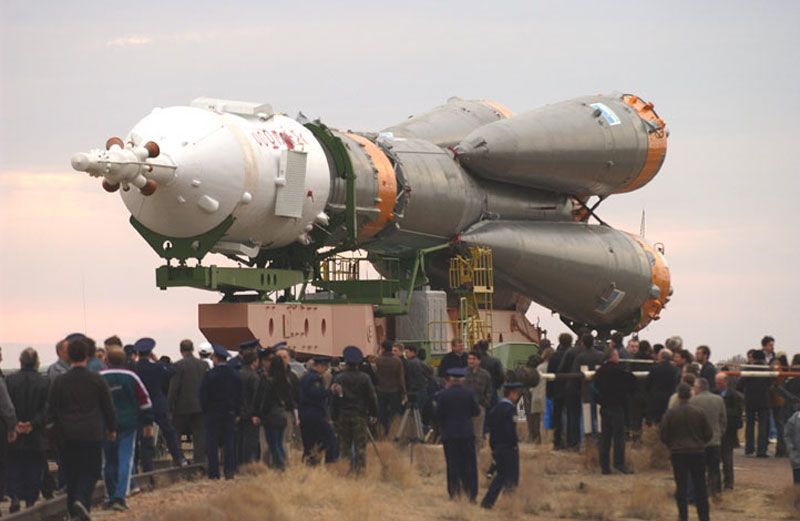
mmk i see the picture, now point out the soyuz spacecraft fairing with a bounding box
[72,93,671,334]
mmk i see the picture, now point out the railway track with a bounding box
[5,463,205,521]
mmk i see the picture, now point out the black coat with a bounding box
[47,366,116,443]
[199,364,242,416]
[6,369,49,451]
[167,355,208,416]
[646,361,679,417]
[546,345,569,399]
[557,345,585,397]
[722,388,744,442]
[736,365,773,409]
[594,361,637,408]
[487,399,518,449]
[135,359,174,416]
[437,351,468,378]
[435,384,480,440]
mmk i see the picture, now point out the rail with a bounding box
[6,464,205,521]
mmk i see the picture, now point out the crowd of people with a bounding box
[0,331,798,520]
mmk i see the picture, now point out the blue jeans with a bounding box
[265,427,286,470]
[104,430,137,502]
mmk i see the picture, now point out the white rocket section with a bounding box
[117,104,330,249]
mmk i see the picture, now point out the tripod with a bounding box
[394,396,425,462]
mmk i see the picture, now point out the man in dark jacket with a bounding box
[375,340,405,437]
[47,337,117,520]
[435,367,480,501]
[646,348,679,424]
[437,338,468,378]
[695,345,717,392]
[594,347,637,474]
[6,348,49,512]
[547,333,572,449]
[331,346,379,474]
[199,344,242,480]
[134,338,184,470]
[167,339,208,465]
[465,351,493,448]
[476,340,505,393]
[660,383,712,521]
[238,350,262,464]
[558,333,591,448]
[403,345,429,411]
[737,350,773,457]
[715,373,743,489]
[481,382,523,509]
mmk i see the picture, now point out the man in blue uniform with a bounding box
[435,367,480,502]
[481,382,523,509]
[133,338,185,470]
[199,344,242,480]
[298,356,338,465]
[229,339,260,373]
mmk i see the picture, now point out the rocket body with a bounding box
[71,93,671,333]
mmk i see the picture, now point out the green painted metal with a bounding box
[130,215,235,263]
[304,122,357,245]
[491,342,540,370]
[309,243,451,316]
[156,265,305,297]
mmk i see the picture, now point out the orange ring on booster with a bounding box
[628,234,672,331]
[619,94,668,193]
[344,133,398,241]
[479,99,514,119]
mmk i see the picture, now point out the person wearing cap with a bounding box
[238,349,262,465]
[199,344,242,480]
[298,356,338,465]
[481,382,523,509]
[133,338,185,470]
[331,346,378,473]
[47,336,117,520]
[167,339,209,465]
[229,339,260,373]
[435,367,480,501]
[198,342,214,369]
[736,349,773,457]
[660,383,713,521]
[593,346,637,475]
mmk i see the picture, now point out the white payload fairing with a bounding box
[72,93,671,334]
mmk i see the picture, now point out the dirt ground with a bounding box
[104,433,798,521]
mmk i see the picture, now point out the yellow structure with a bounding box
[449,246,494,348]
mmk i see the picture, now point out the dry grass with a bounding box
[114,435,791,521]
[628,426,671,472]
[770,485,800,520]
[621,479,670,520]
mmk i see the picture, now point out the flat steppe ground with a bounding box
[106,430,797,521]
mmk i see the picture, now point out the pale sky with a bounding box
[1,0,798,368]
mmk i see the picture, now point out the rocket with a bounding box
[71,92,671,334]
